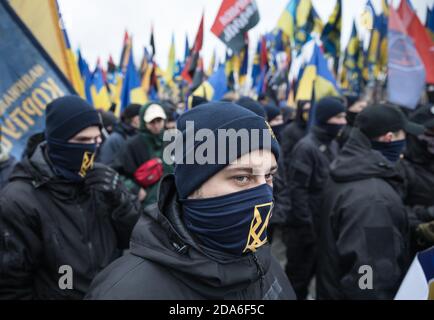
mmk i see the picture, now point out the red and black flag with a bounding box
[181,13,204,84]
[211,0,260,53]
[119,30,131,72]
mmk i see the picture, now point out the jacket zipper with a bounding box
[252,252,265,296]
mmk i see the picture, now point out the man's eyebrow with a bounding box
[224,167,253,174]
[225,165,279,174]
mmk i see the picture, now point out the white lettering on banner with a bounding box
[223,3,257,43]
[219,0,251,26]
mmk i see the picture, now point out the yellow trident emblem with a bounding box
[243,202,273,253]
[79,151,95,178]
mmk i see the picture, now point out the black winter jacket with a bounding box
[0,139,140,300]
[86,175,296,300]
[316,129,410,300]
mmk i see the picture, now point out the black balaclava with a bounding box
[45,96,101,182]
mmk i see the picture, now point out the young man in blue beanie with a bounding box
[86,102,296,300]
[0,96,140,300]
[317,104,424,299]
[284,96,347,300]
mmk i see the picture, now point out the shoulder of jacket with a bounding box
[88,255,175,299]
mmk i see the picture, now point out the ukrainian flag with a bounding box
[90,62,111,111]
[189,63,228,105]
[120,47,147,111]
[296,42,340,101]
[251,40,262,88]
[277,0,297,44]
[77,50,94,105]
[294,0,314,47]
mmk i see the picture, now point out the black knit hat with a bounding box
[314,97,346,125]
[45,96,101,141]
[356,104,425,139]
[174,102,280,199]
[121,104,141,121]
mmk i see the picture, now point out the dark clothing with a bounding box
[271,118,307,225]
[285,126,339,299]
[98,122,137,165]
[86,175,296,300]
[336,125,353,149]
[0,138,140,300]
[0,157,17,189]
[316,128,410,300]
[398,135,434,253]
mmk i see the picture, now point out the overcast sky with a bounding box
[58,0,433,71]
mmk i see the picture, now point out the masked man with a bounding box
[0,96,140,300]
[86,102,296,300]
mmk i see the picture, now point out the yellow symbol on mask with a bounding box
[243,202,273,253]
[265,121,276,141]
[79,151,95,178]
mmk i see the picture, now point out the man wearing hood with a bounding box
[86,102,296,300]
[316,104,424,300]
[398,104,434,255]
[0,145,16,189]
[337,95,368,148]
[112,102,173,212]
[98,104,141,165]
[0,96,140,299]
[285,96,346,300]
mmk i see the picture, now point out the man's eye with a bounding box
[233,176,250,184]
[265,173,274,181]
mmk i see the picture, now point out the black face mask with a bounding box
[319,123,344,139]
[346,111,358,126]
[47,137,97,182]
[371,139,407,163]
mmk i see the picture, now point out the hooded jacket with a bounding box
[0,135,140,300]
[316,128,410,300]
[85,175,296,300]
[112,103,173,208]
[398,133,434,253]
[98,122,138,165]
[0,156,17,190]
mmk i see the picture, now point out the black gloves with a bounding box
[85,164,124,207]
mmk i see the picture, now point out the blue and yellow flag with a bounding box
[90,61,111,111]
[296,42,340,101]
[277,0,297,44]
[120,46,147,111]
[294,0,314,47]
[341,22,362,94]
[166,34,176,83]
[321,0,342,58]
[77,50,94,105]
[190,63,228,103]
[0,1,75,159]
[251,40,262,88]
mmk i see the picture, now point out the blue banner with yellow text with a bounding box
[0,1,75,159]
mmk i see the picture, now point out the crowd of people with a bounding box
[0,89,433,300]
